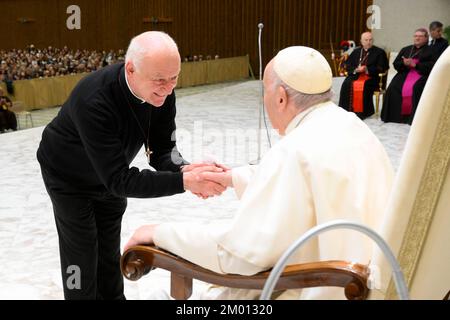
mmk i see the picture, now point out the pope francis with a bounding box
[125,46,394,299]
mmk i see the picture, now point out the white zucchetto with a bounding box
[274,46,332,94]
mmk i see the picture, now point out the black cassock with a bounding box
[338,46,388,119]
[381,45,434,124]
[407,39,449,123]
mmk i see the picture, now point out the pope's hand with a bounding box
[123,224,158,252]
[183,165,227,198]
[200,170,233,188]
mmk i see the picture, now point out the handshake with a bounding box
[182,162,233,199]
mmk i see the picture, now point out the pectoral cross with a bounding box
[146,147,153,164]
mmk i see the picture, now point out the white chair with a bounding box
[374,51,398,117]
[386,51,398,89]
[372,46,450,300]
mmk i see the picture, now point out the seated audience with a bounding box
[0,45,125,80]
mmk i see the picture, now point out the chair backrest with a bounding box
[386,51,398,89]
[373,47,450,300]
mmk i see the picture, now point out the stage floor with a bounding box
[0,79,410,299]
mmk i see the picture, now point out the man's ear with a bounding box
[276,86,288,111]
[125,61,135,75]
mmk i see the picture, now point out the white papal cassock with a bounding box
[153,101,394,299]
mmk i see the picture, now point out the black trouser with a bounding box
[41,168,127,300]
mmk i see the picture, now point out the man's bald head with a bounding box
[361,32,373,50]
[124,31,181,107]
[125,31,180,71]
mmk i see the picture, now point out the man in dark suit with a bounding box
[429,21,449,61]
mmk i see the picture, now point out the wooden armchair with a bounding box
[121,245,370,300]
[373,71,387,116]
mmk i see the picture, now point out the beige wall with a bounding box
[372,0,450,52]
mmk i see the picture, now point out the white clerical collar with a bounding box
[285,101,329,135]
[124,71,146,104]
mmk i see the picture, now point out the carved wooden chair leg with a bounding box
[374,91,380,116]
[171,273,193,300]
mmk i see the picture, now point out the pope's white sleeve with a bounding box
[153,222,264,275]
[232,165,259,199]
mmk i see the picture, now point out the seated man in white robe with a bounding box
[125,46,394,299]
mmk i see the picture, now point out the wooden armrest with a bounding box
[121,245,370,300]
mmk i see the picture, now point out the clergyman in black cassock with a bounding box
[408,22,450,119]
[36,32,225,300]
[381,29,434,124]
[339,32,389,120]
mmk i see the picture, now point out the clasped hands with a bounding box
[402,57,416,68]
[182,162,233,199]
[355,65,367,73]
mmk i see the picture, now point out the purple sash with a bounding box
[401,58,421,115]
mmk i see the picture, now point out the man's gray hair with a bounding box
[125,31,178,71]
[429,21,443,31]
[272,71,333,111]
